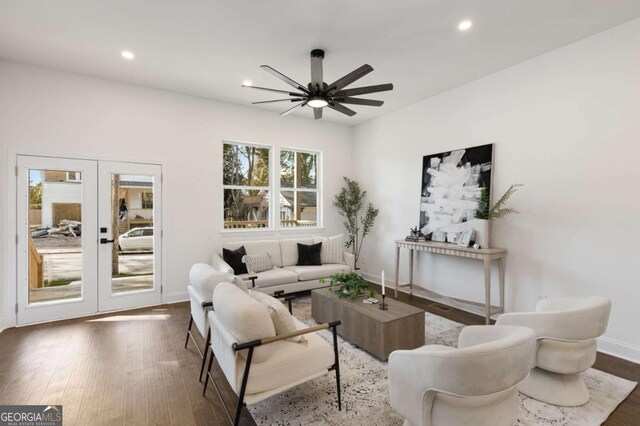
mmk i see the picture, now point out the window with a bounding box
[142,192,153,209]
[128,229,143,237]
[223,142,271,229]
[280,149,319,228]
[66,171,81,182]
[142,228,153,236]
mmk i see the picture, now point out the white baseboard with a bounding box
[361,271,640,365]
[165,291,189,304]
[597,337,640,365]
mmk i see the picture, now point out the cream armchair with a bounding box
[203,282,342,426]
[185,263,248,381]
[496,296,611,406]
[389,325,536,426]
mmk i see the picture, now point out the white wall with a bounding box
[0,60,353,328]
[41,181,82,227]
[352,19,640,362]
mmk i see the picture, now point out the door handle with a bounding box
[100,238,115,244]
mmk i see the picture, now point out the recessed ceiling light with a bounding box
[121,50,135,60]
[458,20,473,31]
[242,80,253,86]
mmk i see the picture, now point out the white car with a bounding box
[118,227,153,252]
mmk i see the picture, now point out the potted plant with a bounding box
[333,177,379,269]
[473,184,523,248]
[323,272,369,300]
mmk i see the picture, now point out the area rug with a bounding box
[248,296,637,426]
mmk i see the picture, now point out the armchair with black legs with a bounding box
[202,282,342,426]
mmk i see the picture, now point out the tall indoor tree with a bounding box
[333,177,379,269]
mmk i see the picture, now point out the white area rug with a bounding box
[249,296,637,425]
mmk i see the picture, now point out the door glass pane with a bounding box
[111,174,154,294]
[28,169,83,304]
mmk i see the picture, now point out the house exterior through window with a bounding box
[279,149,319,228]
[223,141,271,229]
[222,141,321,230]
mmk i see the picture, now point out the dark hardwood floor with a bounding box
[0,288,637,425]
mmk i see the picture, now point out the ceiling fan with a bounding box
[243,49,393,120]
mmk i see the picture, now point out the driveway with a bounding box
[41,252,153,280]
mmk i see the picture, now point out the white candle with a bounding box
[381,270,385,295]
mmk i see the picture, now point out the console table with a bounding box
[394,240,507,324]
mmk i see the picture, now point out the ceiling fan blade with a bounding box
[310,49,324,90]
[261,65,310,93]
[243,84,306,97]
[328,102,357,117]
[327,64,373,91]
[313,108,323,120]
[333,83,394,97]
[280,101,306,116]
[334,97,384,107]
[252,98,303,104]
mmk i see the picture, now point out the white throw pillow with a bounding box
[313,234,344,264]
[242,253,273,273]
[252,291,307,345]
[212,283,276,362]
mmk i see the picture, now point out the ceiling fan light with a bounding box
[308,98,328,108]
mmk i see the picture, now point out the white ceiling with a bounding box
[1,1,639,126]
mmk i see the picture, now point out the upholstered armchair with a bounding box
[203,282,342,426]
[496,297,611,406]
[389,325,536,426]
[185,263,247,381]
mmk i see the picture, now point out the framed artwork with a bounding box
[419,143,494,237]
[458,229,474,247]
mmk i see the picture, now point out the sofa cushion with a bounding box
[251,291,306,344]
[224,240,283,268]
[313,234,344,265]
[280,237,314,267]
[242,253,273,273]
[189,263,248,300]
[296,242,322,266]
[212,283,276,363]
[223,246,248,275]
[241,317,334,395]
[283,264,350,281]
[238,268,299,288]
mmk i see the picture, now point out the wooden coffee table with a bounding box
[311,289,425,360]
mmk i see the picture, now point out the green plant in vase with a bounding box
[472,183,523,248]
[325,272,369,300]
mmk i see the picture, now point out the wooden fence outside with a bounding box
[29,209,42,226]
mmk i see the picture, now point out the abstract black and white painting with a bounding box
[419,144,493,236]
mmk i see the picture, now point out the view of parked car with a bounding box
[118,227,153,252]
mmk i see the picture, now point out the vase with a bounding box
[471,219,491,249]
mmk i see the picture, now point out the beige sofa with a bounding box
[211,237,355,294]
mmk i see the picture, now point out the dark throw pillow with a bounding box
[223,246,248,275]
[296,242,322,266]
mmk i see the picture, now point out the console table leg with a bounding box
[394,245,400,298]
[409,249,414,295]
[498,256,505,314]
[484,258,491,325]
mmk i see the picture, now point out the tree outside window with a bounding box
[223,142,271,229]
[280,149,319,228]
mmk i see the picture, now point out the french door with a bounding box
[16,155,162,325]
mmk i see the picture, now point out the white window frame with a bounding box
[220,141,323,234]
[221,140,274,232]
[278,147,322,232]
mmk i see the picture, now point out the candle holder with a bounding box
[379,294,388,310]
